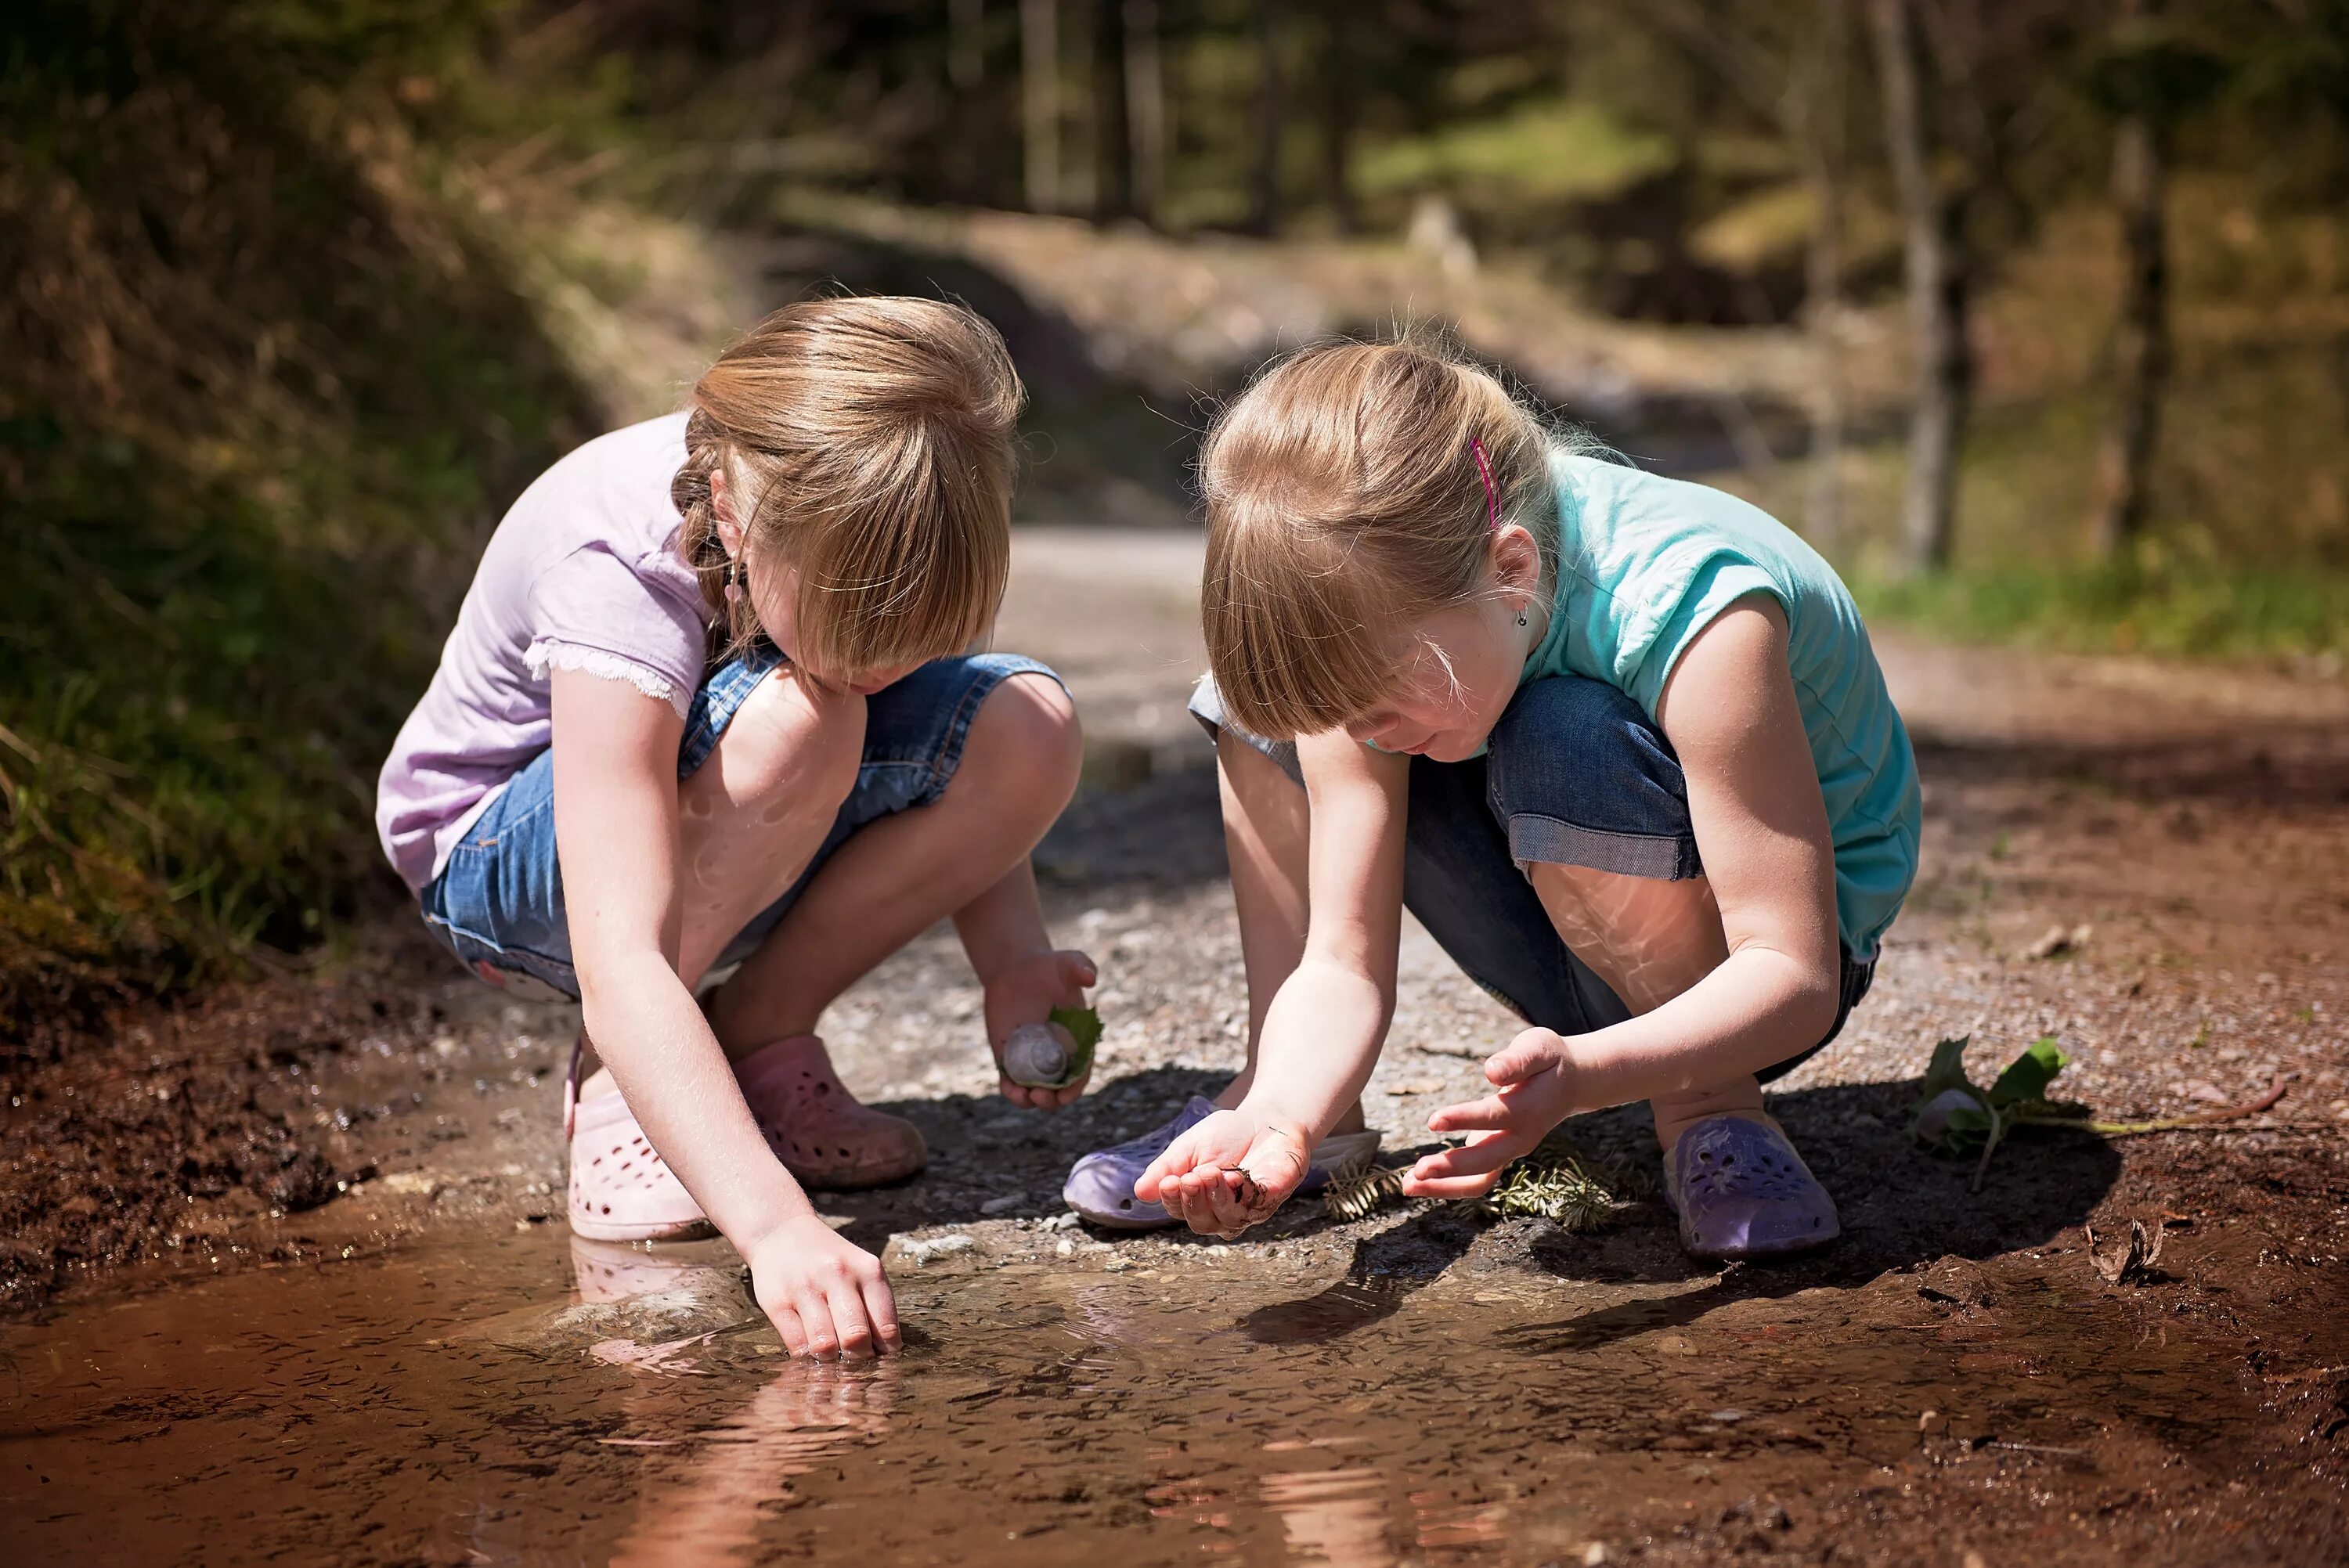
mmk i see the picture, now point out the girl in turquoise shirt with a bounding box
[1063,335,1920,1258]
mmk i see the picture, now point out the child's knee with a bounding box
[717,673,868,807]
[967,672,1081,802]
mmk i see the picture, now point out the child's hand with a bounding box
[1136,1107,1313,1238]
[1404,1026,1581,1199]
[744,1215,900,1359]
[983,949,1099,1111]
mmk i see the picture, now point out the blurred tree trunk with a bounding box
[1317,0,1358,234]
[2090,0,2179,561]
[1094,0,1133,218]
[951,0,987,90]
[1792,0,1850,557]
[1123,0,1166,226]
[1022,0,1060,213]
[1642,0,1853,551]
[1247,0,1286,236]
[1868,0,1971,576]
[2091,106,2167,557]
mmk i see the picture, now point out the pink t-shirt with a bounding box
[376,413,713,892]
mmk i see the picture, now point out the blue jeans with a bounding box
[1189,673,1872,1083]
[420,648,1063,1004]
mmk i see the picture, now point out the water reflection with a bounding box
[566,1235,900,1566]
[1259,1444,1396,1567]
[607,1361,898,1567]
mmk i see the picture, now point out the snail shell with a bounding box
[1912,1087,1979,1144]
[1002,1022,1075,1087]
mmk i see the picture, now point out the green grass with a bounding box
[1853,559,2349,663]
[1356,99,1677,207]
[1,2,590,1026]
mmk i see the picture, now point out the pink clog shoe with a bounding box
[565,1044,716,1243]
[733,1034,928,1190]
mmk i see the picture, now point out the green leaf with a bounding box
[1916,1036,1979,1105]
[1047,1004,1102,1085]
[1989,1035,2070,1108]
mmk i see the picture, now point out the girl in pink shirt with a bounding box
[377,297,1092,1358]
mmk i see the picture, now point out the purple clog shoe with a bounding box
[1062,1098,1385,1230]
[1665,1115,1841,1260]
[1063,1095,1222,1229]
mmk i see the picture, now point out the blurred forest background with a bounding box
[4,0,2347,1026]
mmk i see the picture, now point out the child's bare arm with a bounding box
[1139,734,1408,1235]
[951,860,1098,1111]
[550,669,896,1355]
[1411,597,1841,1194]
[1247,731,1411,1131]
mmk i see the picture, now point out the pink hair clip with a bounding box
[1470,437,1500,531]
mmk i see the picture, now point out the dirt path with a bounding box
[5,529,2345,1561]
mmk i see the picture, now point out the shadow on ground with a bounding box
[863,1063,2123,1360]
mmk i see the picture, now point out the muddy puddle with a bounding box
[0,1221,2327,1566]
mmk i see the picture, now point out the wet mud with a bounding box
[5,1212,2344,1566]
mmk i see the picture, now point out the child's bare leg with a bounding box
[579,670,869,1100]
[1523,863,1765,1152]
[581,672,1078,1096]
[1215,732,1366,1134]
[703,672,1080,1051]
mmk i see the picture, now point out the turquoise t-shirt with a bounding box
[1520,449,1921,959]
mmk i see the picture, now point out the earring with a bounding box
[1517,611,1529,627]
[723,556,744,604]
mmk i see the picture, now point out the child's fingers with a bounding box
[1485,1027,1566,1087]
[1406,1131,1522,1182]
[1057,950,1099,993]
[861,1271,902,1354]
[1135,1144,1189,1201]
[824,1279,879,1359]
[1398,1167,1505,1200]
[1173,1170,1240,1235]
[1426,1094,1514,1134]
[767,1299,811,1358]
[1196,1169,1257,1236]
[793,1292,845,1360]
[998,1075,1071,1113]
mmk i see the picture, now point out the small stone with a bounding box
[1582,1545,1611,1566]
[899,1234,976,1265]
[1055,1238,1076,1257]
[980,1194,1027,1216]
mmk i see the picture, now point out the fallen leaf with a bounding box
[2086,1218,2166,1285]
[2023,922,2094,961]
[1384,1078,1446,1095]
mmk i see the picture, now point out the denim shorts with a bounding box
[419,647,1063,1004]
[1189,672,1874,1083]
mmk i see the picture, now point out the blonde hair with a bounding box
[1200,334,1561,739]
[671,296,1023,676]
